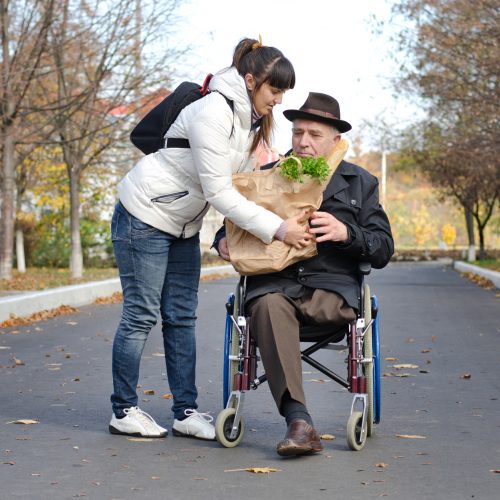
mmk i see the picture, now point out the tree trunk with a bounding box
[477,227,485,261]
[0,0,14,280]
[16,228,26,273]
[0,122,15,279]
[69,170,83,278]
[464,207,476,262]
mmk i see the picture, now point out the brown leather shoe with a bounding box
[276,419,323,457]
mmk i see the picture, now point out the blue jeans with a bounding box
[110,202,200,420]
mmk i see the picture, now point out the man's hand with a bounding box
[308,211,349,243]
[284,210,314,249]
[218,237,231,261]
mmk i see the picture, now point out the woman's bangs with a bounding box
[267,58,296,90]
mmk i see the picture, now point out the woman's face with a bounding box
[245,74,287,116]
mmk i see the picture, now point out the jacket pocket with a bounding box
[151,191,189,204]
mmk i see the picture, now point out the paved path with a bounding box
[0,262,498,499]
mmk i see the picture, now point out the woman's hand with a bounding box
[283,210,314,249]
[218,237,231,261]
[308,211,348,243]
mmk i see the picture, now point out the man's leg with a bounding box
[247,293,305,411]
[247,293,322,456]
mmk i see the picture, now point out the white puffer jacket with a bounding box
[118,67,283,243]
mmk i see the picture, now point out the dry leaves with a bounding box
[8,419,39,425]
[161,394,173,399]
[392,364,419,369]
[460,373,472,380]
[94,292,123,304]
[320,434,335,440]
[224,467,281,474]
[396,434,426,439]
[0,305,78,328]
[143,389,155,395]
[461,272,494,289]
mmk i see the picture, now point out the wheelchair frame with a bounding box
[215,268,381,451]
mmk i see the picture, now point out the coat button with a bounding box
[350,199,357,206]
[298,267,304,272]
[299,277,306,283]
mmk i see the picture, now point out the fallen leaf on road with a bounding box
[126,437,156,442]
[192,477,208,480]
[320,434,335,440]
[2,461,16,465]
[143,389,155,395]
[460,373,472,379]
[392,364,419,369]
[67,321,78,326]
[383,372,412,378]
[396,434,426,439]
[421,348,431,353]
[8,419,39,425]
[385,357,398,361]
[12,357,25,366]
[224,467,281,474]
[152,353,165,357]
[375,463,388,468]
[151,476,161,480]
[161,394,173,399]
[490,470,500,474]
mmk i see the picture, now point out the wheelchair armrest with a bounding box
[358,262,371,275]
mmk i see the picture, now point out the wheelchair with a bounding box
[215,263,381,451]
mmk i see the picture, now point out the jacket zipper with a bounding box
[180,202,209,238]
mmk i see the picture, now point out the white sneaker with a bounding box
[109,407,168,438]
[172,409,215,440]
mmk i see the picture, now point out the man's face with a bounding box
[291,119,340,158]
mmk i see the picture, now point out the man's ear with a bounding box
[244,73,255,91]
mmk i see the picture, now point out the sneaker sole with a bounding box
[172,428,215,441]
[109,425,167,438]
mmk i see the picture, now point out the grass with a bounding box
[471,258,500,272]
[0,267,119,292]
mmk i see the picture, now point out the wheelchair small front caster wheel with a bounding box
[215,408,244,448]
[346,411,366,451]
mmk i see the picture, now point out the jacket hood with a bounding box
[209,67,251,130]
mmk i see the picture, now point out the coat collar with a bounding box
[323,160,359,200]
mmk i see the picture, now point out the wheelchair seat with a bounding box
[299,323,347,344]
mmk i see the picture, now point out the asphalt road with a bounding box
[0,262,498,500]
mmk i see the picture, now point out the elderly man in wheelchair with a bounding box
[214,92,394,456]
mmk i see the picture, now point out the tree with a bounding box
[41,0,186,277]
[0,0,55,279]
[390,0,499,259]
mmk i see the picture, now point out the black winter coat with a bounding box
[214,159,394,310]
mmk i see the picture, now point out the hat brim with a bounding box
[283,109,352,133]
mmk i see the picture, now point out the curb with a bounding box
[453,261,500,289]
[0,265,237,324]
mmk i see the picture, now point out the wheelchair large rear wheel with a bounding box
[372,295,381,424]
[215,408,244,448]
[223,290,241,408]
[363,283,374,437]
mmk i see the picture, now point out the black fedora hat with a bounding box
[283,92,352,133]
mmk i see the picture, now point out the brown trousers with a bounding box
[247,289,356,413]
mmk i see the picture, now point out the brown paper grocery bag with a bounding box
[226,139,348,275]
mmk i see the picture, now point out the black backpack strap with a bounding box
[166,91,235,148]
[166,138,191,148]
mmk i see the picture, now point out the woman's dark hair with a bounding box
[232,37,296,153]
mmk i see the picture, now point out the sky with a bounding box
[172,0,410,152]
